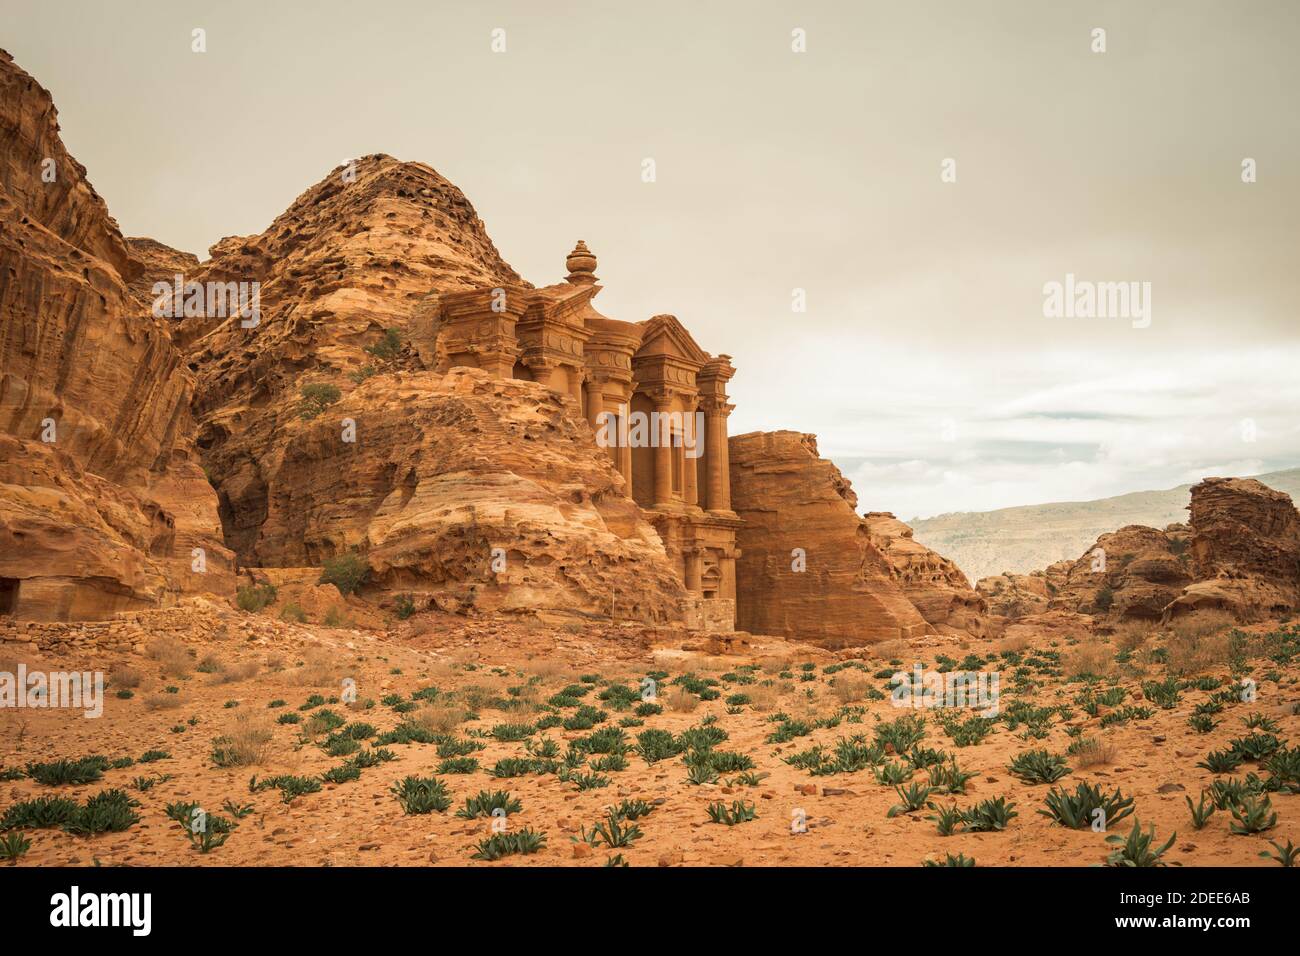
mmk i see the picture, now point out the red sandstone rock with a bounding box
[0,49,233,620]
[1043,524,1193,621]
[862,512,988,636]
[976,570,1054,619]
[1166,478,1300,620]
[729,430,965,647]
[1005,478,1300,626]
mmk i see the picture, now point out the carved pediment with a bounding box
[635,314,711,367]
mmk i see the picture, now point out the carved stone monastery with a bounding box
[432,241,742,630]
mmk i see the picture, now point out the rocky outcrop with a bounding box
[167,154,689,625]
[0,49,233,620]
[1000,478,1300,625]
[976,568,1057,619]
[1038,524,1194,621]
[862,512,988,635]
[245,367,688,622]
[0,50,136,280]
[184,154,528,564]
[729,431,984,648]
[1167,478,1300,620]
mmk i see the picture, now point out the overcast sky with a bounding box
[7,0,1298,520]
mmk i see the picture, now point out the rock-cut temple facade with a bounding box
[430,241,741,630]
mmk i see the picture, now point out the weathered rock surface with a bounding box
[1041,524,1194,621]
[976,569,1055,619]
[246,367,688,622]
[729,431,985,647]
[0,49,233,620]
[1166,478,1300,620]
[1002,478,1300,625]
[168,153,689,624]
[862,512,988,636]
[184,154,528,563]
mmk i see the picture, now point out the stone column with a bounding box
[720,550,737,603]
[684,548,703,592]
[652,392,673,507]
[617,399,633,493]
[682,399,699,507]
[584,379,604,429]
[568,366,584,406]
[704,400,733,513]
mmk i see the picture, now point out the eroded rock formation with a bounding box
[993,478,1300,625]
[0,49,988,640]
[0,49,233,620]
[728,431,987,647]
[1168,478,1300,619]
[863,512,988,636]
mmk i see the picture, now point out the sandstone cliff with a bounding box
[911,466,1300,584]
[989,478,1300,625]
[0,49,233,620]
[862,511,988,635]
[1168,477,1300,619]
[729,431,986,647]
[172,154,689,624]
[1015,524,1194,621]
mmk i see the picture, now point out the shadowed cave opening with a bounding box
[0,577,18,615]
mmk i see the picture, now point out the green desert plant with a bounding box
[578,809,643,848]
[235,583,278,613]
[24,756,109,787]
[0,830,32,863]
[887,783,934,817]
[962,796,1018,832]
[1039,782,1135,831]
[1259,838,1299,867]
[455,790,522,820]
[927,802,965,837]
[62,789,141,836]
[1104,819,1176,867]
[706,800,758,826]
[470,827,547,861]
[1228,795,1277,835]
[1008,749,1069,784]
[0,796,80,831]
[297,382,341,420]
[319,551,369,596]
[1197,749,1244,774]
[1185,792,1217,830]
[390,775,452,815]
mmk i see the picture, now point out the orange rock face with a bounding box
[975,570,1054,619]
[1040,524,1194,621]
[164,154,691,625]
[0,50,233,620]
[254,367,688,622]
[862,512,988,636]
[728,431,985,647]
[998,478,1300,625]
[1168,477,1300,620]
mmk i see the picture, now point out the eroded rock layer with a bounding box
[0,49,233,620]
[994,478,1300,625]
[728,431,986,647]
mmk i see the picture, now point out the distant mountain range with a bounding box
[908,468,1300,584]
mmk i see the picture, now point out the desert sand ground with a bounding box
[1,605,1297,868]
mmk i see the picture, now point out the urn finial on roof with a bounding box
[565,240,598,285]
